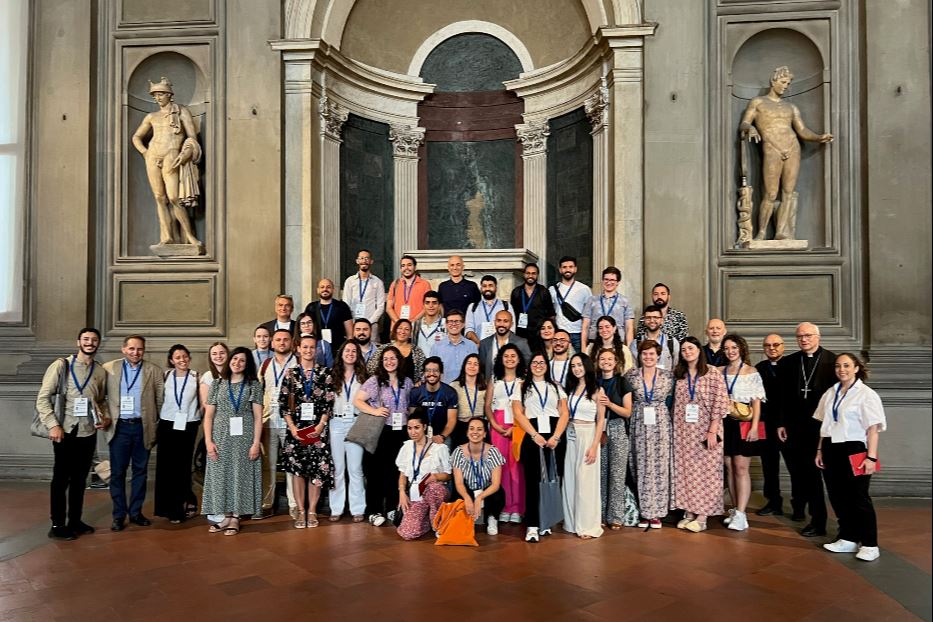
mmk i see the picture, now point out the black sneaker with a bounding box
[48,525,76,541]
[67,521,96,536]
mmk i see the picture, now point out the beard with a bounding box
[524,276,536,286]
[652,298,668,309]
[355,336,371,346]
[79,344,99,356]
[482,290,496,300]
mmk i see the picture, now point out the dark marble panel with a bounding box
[546,108,593,284]
[420,33,522,92]
[340,115,394,281]
[426,140,516,250]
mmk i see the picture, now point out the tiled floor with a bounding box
[0,482,929,622]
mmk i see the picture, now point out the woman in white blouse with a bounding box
[154,344,201,523]
[513,352,569,542]
[562,353,606,539]
[720,334,766,532]
[396,411,451,540]
[484,344,526,525]
[328,341,368,523]
[815,353,886,562]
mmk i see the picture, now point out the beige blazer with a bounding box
[102,359,164,449]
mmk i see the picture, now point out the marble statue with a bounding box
[132,77,204,255]
[739,66,833,242]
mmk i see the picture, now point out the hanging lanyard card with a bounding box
[643,406,657,426]
[685,404,700,423]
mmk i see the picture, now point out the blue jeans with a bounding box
[109,421,150,519]
[569,333,582,352]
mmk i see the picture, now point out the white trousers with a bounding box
[328,416,366,516]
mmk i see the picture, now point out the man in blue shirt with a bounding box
[408,357,458,444]
[431,309,478,384]
[437,255,480,314]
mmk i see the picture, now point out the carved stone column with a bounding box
[319,95,347,284]
[516,121,549,268]
[389,124,425,254]
[586,81,611,290]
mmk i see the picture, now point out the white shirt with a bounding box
[416,318,445,358]
[261,354,298,427]
[491,378,522,413]
[814,380,887,444]
[464,298,515,340]
[160,370,200,422]
[334,375,362,418]
[342,273,386,324]
[567,389,598,422]
[517,380,566,433]
[549,358,571,387]
[395,440,452,481]
[550,280,592,333]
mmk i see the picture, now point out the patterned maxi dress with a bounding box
[278,365,336,488]
[671,371,731,516]
[598,374,639,526]
[624,368,675,519]
[201,379,264,516]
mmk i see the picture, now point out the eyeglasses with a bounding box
[644,315,662,321]
[530,361,548,366]
[446,320,463,325]
[764,343,784,348]
[552,339,569,344]
[602,278,618,283]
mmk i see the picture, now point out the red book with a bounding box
[739,421,766,441]
[295,427,323,446]
[849,452,881,476]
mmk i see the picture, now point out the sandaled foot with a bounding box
[328,514,341,523]
[609,523,622,531]
[208,517,231,534]
[223,517,240,536]
[294,511,306,529]
[352,515,365,523]
[307,513,319,528]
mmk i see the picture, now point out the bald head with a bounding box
[762,333,785,362]
[447,255,464,279]
[317,278,335,300]
[706,318,726,346]
[795,322,821,354]
[494,309,513,336]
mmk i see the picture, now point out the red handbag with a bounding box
[295,426,323,446]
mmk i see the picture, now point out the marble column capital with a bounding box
[319,96,348,141]
[389,124,425,159]
[516,122,550,157]
[585,81,610,134]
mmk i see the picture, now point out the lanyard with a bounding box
[390,381,402,410]
[173,371,190,409]
[723,363,743,397]
[599,294,618,317]
[469,443,486,488]
[412,441,431,482]
[533,382,550,410]
[364,344,376,363]
[599,376,616,400]
[302,366,315,400]
[464,383,479,415]
[320,303,334,327]
[686,372,698,401]
[122,360,142,393]
[504,379,517,399]
[552,360,568,385]
[256,350,271,365]
[641,369,656,403]
[426,389,440,422]
[271,354,294,388]
[228,381,246,412]
[556,281,575,304]
[420,321,441,341]
[832,381,854,422]
[399,278,415,304]
[70,358,94,395]
[521,287,537,313]
[343,377,355,402]
[568,389,585,420]
[358,276,369,304]
[481,300,499,322]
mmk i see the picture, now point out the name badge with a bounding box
[321,328,333,344]
[643,406,657,426]
[567,424,577,441]
[230,417,244,436]
[517,313,529,329]
[481,322,495,339]
[301,402,315,421]
[410,481,422,502]
[503,405,514,424]
[472,490,484,523]
[73,397,89,417]
[537,412,552,435]
[685,404,700,423]
[830,424,847,444]
[173,413,188,431]
[400,305,411,320]
[343,403,354,416]
[354,303,366,318]
[657,363,667,370]
[120,395,135,415]
[391,412,404,430]
[269,401,280,417]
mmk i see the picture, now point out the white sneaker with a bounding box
[368,513,386,527]
[856,546,880,561]
[540,528,552,536]
[723,508,736,526]
[823,539,859,553]
[487,516,499,536]
[386,510,396,523]
[510,513,522,524]
[525,527,539,542]
[727,510,748,531]
[499,512,510,523]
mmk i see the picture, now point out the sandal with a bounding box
[223,517,240,536]
[295,511,306,529]
[185,504,198,519]
[352,515,365,523]
[208,517,231,534]
[328,514,341,523]
[307,513,319,528]
[609,523,622,531]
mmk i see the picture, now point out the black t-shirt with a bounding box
[409,383,460,433]
[438,279,481,314]
[303,300,354,346]
[597,374,634,420]
[509,284,554,345]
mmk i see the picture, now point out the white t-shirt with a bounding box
[261,354,298,427]
[566,388,598,422]
[334,374,362,418]
[550,280,592,333]
[517,380,566,434]
[160,370,200,422]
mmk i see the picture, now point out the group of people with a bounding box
[35,251,887,561]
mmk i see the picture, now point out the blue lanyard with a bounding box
[832,381,854,422]
[504,380,517,399]
[469,443,486,488]
[390,381,402,410]
[70,358,94,395]
[364,344,376,363]
[723,363,743,397]
[173,371,190,409]
[533,382,550,410]
[122,360,141,393]
[343,378,355,402]
[552,360,568,385]
[271,354,294,388]
[521,287,537,313]
[358,276,369,304]
[641,370,656,403]
[320,303,334,327]
[556,281,575,304]
[599,294,618,317]
[255,350,271,365]
[228,381,246,412]
[302,366,315,400]
[482,300,499,322]
[686,372,698,401]
[568,389,585,420]
[426,389,440,421]
[599,376,616,400]
[421,322,441,341]
[412,441,431,482]
[464,384,479,415]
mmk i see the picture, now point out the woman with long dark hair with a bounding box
[594,347,636,529]
[587,315,635,374]
[562,353,605,539]
[328,340,368,522]
[450,353,486,447]
[484,343,526,524]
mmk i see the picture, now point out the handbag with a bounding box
[31,357,69,439]
[433,499,478,546]
[346,391,387,454]
[538,447,563,532]
[727,401,753,421]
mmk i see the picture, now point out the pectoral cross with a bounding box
[801,385,811,398]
